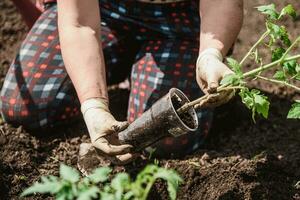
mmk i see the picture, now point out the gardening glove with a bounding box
[196,48,235,108]
[196,91,235,109]
[81,98,136,165]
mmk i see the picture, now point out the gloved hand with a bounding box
[81,98,136,165]
[196,48,235,108]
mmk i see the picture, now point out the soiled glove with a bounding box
[196,48,235,107]
[81,98,136,165]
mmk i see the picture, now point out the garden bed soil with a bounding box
[1,0,300,199]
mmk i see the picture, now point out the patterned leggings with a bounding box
[0,0,212,157]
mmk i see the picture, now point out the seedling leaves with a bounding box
[21,176,61,197]
[253,92,270,119]
[111,173,130,200]
[77,186,99,200]
[287,102,300,119]
[60,163,80,183]
[283,60,298,76]
[271,47,285,61]
[154,168,183,200]
[220,74,241,86]
[273,70,286,81]
[88,167,111,183]
[267,23,291,46]
[239,89,270,121]
[279,4,297,19]
[257,4,279,20]
[226,57,242,75]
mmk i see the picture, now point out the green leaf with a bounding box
[220,74,241,86]
[287,102,300,119]
[267,22,291,46]
[100,192,115,200]
[268,22,280,36]
[257,4,279,20]
[77,186,99,200]
[273,70,286,81]
[154,168,183,200]
[279,4,297,19]
[111,173,130,200]
[239,89,270,121]
[271,47,285,61]
[21,176,61,197]
[283,60,297,76]
[279,26,291,46]
[88,167,111,184]
[239,89,253,109]
[253,92,270,119]
[226,57,242,75]
[60,164,80,183]
[123,191,135,200]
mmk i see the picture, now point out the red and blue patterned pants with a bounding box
[0,0,213,157]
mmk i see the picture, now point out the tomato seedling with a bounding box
[178,4,300,121]
[21,163,182,200]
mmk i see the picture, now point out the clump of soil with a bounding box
[1,0,300,200]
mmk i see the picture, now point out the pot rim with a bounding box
[168,88,199,131]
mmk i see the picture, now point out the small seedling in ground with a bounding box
[178,4,300,121]
[21,163,182,200]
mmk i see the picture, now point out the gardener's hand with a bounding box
[81,98,136,165]
[196,48,235,107]
[199,91,235,108]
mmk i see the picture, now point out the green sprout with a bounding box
[21,163,182,200]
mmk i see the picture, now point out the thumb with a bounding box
[111,121,129,133]
[206,73,220,94]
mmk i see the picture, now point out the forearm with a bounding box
[199,0,243,56]
[57,0,107,104]
[58,26,107,103]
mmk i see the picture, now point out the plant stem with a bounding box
[280,36,300,63]
[256,75,300,92]
[240,30,270,65]
[142,180,155,200]
[176,86,244,114]
[177,95,208,114]
[242,54,300,78]
[177,54,300,114]
[217,86,245,92]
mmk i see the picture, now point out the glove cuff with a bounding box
[197,48,223,65]
[81,98,109,117]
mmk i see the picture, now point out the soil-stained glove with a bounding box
[196,48,235,108]
[81,98,136,165]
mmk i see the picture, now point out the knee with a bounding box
[0,90,80,129]
[0,90,47,129]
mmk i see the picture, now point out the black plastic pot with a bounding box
[118,88,198,151]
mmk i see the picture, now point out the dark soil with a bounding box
[172,92,196,129]
[1,0,300,200]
